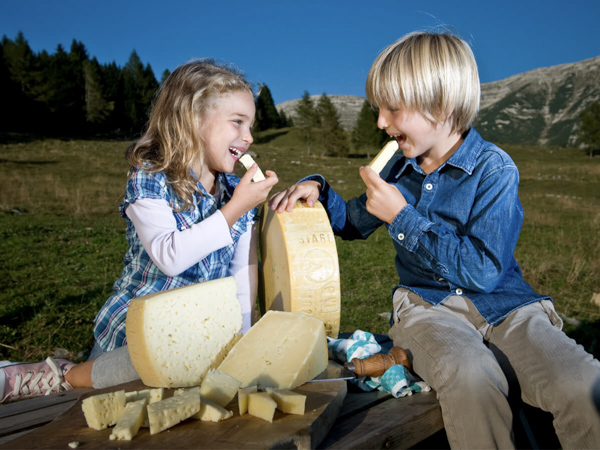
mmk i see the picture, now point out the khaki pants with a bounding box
[389,289,600,449]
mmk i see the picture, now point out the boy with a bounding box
[269,31,600,448]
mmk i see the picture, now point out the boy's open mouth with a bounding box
[395,134,407,146]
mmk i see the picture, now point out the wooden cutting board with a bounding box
[6,371,347,449]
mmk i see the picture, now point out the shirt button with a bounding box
[456,288,463,295]
[397,233,405,241]
[425,183,434,191]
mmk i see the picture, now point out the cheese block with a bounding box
[217,310,328,389]
[125,388,164,427]
[248,392,277,423]
[239,153,266,181]
[126,277,243,388]
[147,389,201,435]
[200,369,242,407]
[81,390,126,430]
[109,398,147,441]
[259,201,340,337]
[368,140,399,174]
[196,397,234,422]
[238,385,258,415]
[266,388,306,415]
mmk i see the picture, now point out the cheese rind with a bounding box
[265,388,306,415]
[260,201,341,337]
[217,310,328,389]
[126,277,242,388]
[147,389,201,435]
[109,398,147,441]
[81,390,126,430]
[238,385,258,415]
[248,392,277,423]
[239,153,266,181]
[368,140,399,174]
[200,369,242,407]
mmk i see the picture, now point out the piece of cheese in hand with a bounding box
[126,277,242,388]
[217,310,328,389]
[239,153,266,181]
[147,389,201,435]
[368,140,399,174]
[109,398,148,441]
[81,390,126,430]
[259,201,341,337]
[238,385,258,415]
[200,369,242,407]
[265,388,306,415]
[248,392,278,423]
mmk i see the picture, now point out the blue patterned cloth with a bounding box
[327,330,430,398]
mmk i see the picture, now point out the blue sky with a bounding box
[2,0,599,104]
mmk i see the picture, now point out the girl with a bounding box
[1,59,278,401]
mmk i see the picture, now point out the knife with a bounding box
[309,347,411,382]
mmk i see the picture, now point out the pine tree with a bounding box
[352,101,386,158]
[255,84,282,131]
[84,58,114,126]
[578,101,600,157]
[316,93,349,157]
[295,91,319,154]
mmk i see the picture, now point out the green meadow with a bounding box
[1,129,599,362]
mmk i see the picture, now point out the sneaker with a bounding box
[1,357,75,403]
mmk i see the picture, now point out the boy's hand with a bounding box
[222,166,278,228]
[268,180,321,213]
[359,166,407,224]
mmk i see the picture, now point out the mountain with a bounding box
[276,56,600,147]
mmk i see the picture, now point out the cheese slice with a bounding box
[238,385,258,415]
[126,277,243,388]
[200,369,242,407]
[81,390,126,430]
[259,201,340,337]
[125,388,164,427]
[217,310,328,389]
[147,389,201,435]
[265,388,306,415]
[368,140,399,174]
[109,398,147,441]
[248,392,277,423]
[239,153,266,181]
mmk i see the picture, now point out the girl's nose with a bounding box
[243,129,254,144]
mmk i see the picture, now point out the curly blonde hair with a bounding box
[126,59,253,211]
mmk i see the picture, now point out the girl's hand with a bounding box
[268,180,321,213]
[221,165,278,228]
[359,166,407,223]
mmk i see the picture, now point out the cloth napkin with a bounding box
[327,330,430,398]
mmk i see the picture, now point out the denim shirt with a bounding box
[304,127,549,325]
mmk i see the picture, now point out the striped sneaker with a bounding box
[0,357,74,403]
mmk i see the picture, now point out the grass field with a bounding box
[1,128,599,362]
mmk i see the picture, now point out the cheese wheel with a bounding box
[259,201,341,337]
[368,140,399,174]
[217,310,328,389]
[126,277,243,388]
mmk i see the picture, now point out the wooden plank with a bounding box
[0,389,92,419]
[318,391,443,449]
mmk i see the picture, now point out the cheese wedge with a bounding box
[239,153,266,181]
[81,390,126,430]
[259,201,340,337]
[368,140,399,174]
[147,389,201,435]
[238,385,258,415]
[126,277,242,388]
[217,310,328,389]
[265,388,306,415]
[248,392,277,423]
[125,388,164,427]
[200,369,242,407]
[109,398,147,441]
[196,397,234,422]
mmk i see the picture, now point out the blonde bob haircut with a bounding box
[366,31,480,134]
[127,59,253,211]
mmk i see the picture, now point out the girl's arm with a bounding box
[125,197,233,276]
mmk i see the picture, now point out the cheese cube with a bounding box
[238,385,258,415]
[200,369,242,407]
[259,201,341,337]
[368,140,399,174]
[197,397,233,422]
[248,392,277,423]
[126,277,243,388]
[266,388,306,415]
[109,398,147,441]
[217,311,328,389]
[147,389,201,435]
[81,390,126,430]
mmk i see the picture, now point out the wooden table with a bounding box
[0,384,444,449]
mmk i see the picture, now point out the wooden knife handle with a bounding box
[349,347,411,378]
